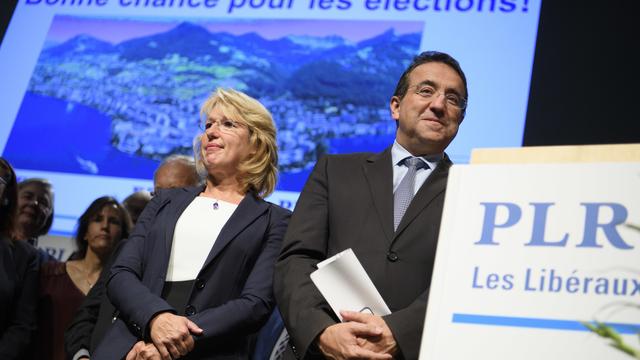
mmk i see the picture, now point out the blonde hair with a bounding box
[194,88,278,198]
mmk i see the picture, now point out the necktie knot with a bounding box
[402,157,427,170]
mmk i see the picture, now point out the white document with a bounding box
[311,248,391,321]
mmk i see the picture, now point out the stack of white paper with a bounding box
[310,248,391,321]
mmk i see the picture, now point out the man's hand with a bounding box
[149,312,203,360]
[317,322,392,360]
[125,341,162,360]
[125,341,146,360]
[341,311,398,357]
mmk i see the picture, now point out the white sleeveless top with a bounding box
[165,196,238,282]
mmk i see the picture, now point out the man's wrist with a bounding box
[313,326,332,357]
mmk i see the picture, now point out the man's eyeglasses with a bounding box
[201,118,243,134]
[411,84,467,110]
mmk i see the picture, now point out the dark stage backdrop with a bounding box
[524,1,639,145]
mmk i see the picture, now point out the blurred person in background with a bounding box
[36,196,131,360]
[14,178,57,262]
[122,191,152,225]
[153,154,201,193]
[0,157,39,359]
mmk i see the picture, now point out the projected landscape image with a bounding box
[5,17,421,191]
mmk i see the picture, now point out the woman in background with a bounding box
[14,178,57,263]
[95,88,290,360]
[0,157,39,359]
[36,196,131,360]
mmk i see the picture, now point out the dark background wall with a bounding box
[2,1,638,146]
[0,0,17,45]
[523,0,639,146]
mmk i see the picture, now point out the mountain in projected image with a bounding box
[13,20,419,184]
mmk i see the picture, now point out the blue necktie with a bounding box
[394,157,427,231]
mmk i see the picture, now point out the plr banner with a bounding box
[421,162,640,360]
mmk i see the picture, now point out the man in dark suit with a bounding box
[274,51,468,360]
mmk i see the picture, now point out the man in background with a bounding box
[122,191,152,226]
[153,154,201,192]
[14,178,58,262]
[65,154,201,360]
[275,51,468,359]
[123,154,201,226]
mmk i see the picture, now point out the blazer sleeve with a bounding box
[0,241,39,360]
[274,156,338,359]
[106,192,175,340]
[188,206,291,342]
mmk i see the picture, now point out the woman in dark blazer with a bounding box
[94,88,290,360]
[0,157,39,360]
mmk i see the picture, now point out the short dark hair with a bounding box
[74,196,131,259]
[0,157,18,237]
[393,51,468,114]
[153,154,200,186]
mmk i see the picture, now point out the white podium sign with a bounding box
[420,162,640,360]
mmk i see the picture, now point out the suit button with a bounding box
[111,310,119,323]
[130,321,141,333]
[387,252,399,262]
[195,278,205,290]
[185,305,196,316]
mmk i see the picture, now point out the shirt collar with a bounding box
[391,140,443,169]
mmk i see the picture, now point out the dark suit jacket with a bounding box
[274,148,452,359]
[0,237,39,360]
[93,186,291,360]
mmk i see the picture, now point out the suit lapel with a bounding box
[393,155,452,238]
[164,186,203,256]
[200,192,268,271]
[363,148,394,244]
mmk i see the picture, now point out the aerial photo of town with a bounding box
[5,16,422,190]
